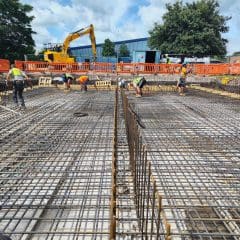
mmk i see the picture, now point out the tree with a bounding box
[25,49,45,61]
[0,0,35,62]
[232,51,240,56]
[119,44,130,57]
[148,0,230,57]
[102,38,115,57]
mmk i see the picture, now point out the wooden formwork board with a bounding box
[92,86,116,91]
[56,85,116,91]
[126,85,177,93]
[144,85,177,92]
[39,76,53,87]
[95,80,112,87]
[190,85,240,99]
[44,84,178,92]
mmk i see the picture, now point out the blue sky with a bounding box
[21,0,240,55]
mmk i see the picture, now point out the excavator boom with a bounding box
[44,24,97,63]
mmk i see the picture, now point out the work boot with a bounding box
[19,105,26,111]
[14,103,19,109]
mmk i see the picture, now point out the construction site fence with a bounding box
[0,59,10,73]
[122,91,171,239]
[0,60,236,75]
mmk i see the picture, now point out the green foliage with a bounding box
[102,38,115,57]
[119,44,130,57]
[232,51,240,56]
[0,0,35,62]
[25,52,44,61]
[148,0,230,57]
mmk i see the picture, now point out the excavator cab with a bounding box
[44,51,75,63]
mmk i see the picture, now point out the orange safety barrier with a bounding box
[204,64,229,75]
[193,64,207,75]
[229,63,240,75]
[8,60,240,75]
[71,62,91,72]
[117,63,133,74]
[50,63,71,72]
[0,59,10,72]
[156,64,170,74]
[92,62,115,73]
[14,60,48,72]
[15,60,24,70]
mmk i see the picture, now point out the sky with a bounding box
[20,0,240,55]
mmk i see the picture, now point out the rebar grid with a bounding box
[110,89,118,239]
[1,86,239,240]
[122,91,171,239]
[0,89,115,240]
[127,90,240,239]
[115,91,141,239]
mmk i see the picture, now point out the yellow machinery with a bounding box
[44,24,96,63]
[221,76,233,85]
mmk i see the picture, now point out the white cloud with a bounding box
[21,0,135,50]
[20,0,240,54]
[138,5,165,28]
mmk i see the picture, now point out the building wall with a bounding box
[229,55,240,63]
[70,37,152,62]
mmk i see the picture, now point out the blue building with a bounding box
[70,37,161,63]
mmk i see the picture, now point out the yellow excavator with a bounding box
[44,24,96,63]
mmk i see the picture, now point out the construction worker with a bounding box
[0,233,11,240]
[177,63,189,95]
[118,77,126,89]
[78,75,89,92]
[63,72,74,90]
[132,76,147,97]
[166,54,171,64]
[6,64,29,109]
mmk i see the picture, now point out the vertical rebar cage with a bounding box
[121,91,171,239]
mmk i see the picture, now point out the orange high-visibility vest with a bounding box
[78,76,89,84]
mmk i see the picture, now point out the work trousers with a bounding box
[13,81,25,106]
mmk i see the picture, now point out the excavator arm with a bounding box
[44,24,97,63]
[62,24,96,60]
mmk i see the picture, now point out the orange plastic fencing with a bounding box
[92,62,115,73]
[0,59,10,72]
[116,63,182,74]
[193,64,208,75]
[71,62,91,72]
[204,64,229,75]
[117,63,134,74]
[14,60,48,72]
[229,63,240,75]
[0,60,239,75]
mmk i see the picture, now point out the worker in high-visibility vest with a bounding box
[78,75,89,92]
[63,72,74,90]
[132,76,147,97]
[6,64,29,109]
[177,63,190,95]
[165,54,171,64]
